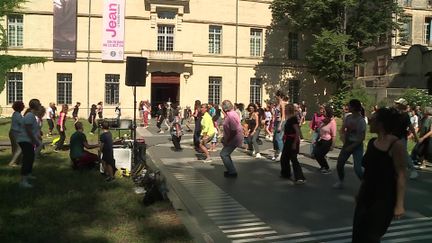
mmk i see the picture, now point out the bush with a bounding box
[401,89,432,108]
[327,86,374,117]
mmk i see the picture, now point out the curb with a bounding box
[145,148,229,243]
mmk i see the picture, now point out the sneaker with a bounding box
[409,169,419,179]
[89,132,94,135]
[19,180,33,188]
[53,149,60,153]
[255,153,262,159]
[8,162,18,167]
[252,150,256,156]
[276,154,281,161]
[224,171,238,178]
[419,165,427,170]
[203,158,213,163]
[159,130,165,134]
[332,181,344,189]
[295,179,306,185]
[321,169,331,175]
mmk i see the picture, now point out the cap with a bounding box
[394,98,408,106]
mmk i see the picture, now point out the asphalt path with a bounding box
[139,125,432,243]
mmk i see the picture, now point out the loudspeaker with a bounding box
[126,56,147,86]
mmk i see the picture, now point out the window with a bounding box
[250,78,262,104]
[157,25,174,51]
[250,29,262,56]
[208,77,222,105]
[402,0,412,7]
[7,15,23,47]
[7,72,23,104]
[400,16,412,44]
[429,0,432,8]
[376,56,387,75]
[209,26,222,54]
[157,11,176,19]
[425,17,432,45]
[288,32,299,60]
[57,73,72,105]
[288,80,300,104]
[105,74,120,105]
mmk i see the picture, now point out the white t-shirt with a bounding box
[45,107,53,120]
[265,111,272,121]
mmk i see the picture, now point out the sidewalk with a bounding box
[139,126,432,243]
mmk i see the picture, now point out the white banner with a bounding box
[102,0,125,61]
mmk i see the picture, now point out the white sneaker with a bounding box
[19,180,33,188]
[276,154,281,161]
[252,150,256,156]
[271,156,276,161]
[409,170,419,179]
[255,153,262,159]
[203,158,213,163]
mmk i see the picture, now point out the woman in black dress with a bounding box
[352,107,406,243]
[280,104,305,184]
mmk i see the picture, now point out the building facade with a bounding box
[0,0,332,118]
[356,0,432,101]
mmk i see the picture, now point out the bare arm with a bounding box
[84,141,99,149]
[391,140,407,219]
[409,124,418,142]
[252,113,259,134]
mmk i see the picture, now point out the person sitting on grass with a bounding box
[69,122,99,170]
[99,121,116,182]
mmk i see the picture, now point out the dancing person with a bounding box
[413,107,432,169]
[352,107,406,243]
[313,106,336,174]
[143,100,150,128]
[100,121,116,182]
[193,100,202,150]
[264,105,273,141]
[280,104,306,184]
[16,99,41,188]
[115,102,121,120]
[309,105,325,157]
[183,106,193,132]
[246,103,262,158]
[393,98,419,179]
[8,101,25,167]
[199,103,216,162]
[272,90,287,161]
[45,102,55,136]
[220,100,243,178]
[55,104,68,152]
[97,101,103,119]
[89,104,98,135]
[69,121,99,169]
[156,104,166,133]
[210,112,220,152]
[34,106,46,158]
[72,102,80,124]
[333,99,366,189]
[170,109,183,151]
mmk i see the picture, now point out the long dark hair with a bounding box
[322,106,334,126]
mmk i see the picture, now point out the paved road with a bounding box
[138,125,432,243]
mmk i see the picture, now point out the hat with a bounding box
[394,98,408,106]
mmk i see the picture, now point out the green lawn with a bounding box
[0,146,191,242]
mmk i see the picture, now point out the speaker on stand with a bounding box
[125,56,147,166]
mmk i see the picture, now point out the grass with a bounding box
[0,147,192,242]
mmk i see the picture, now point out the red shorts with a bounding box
[72,151,99,169]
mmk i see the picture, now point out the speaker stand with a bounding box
[132,86,137,166]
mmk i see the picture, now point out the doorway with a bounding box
[151,72,180,112]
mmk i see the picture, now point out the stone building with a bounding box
[0,0,332,118]
[356,0,432,102]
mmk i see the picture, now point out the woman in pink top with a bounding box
[313,106,336,174]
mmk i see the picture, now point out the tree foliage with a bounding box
[327,85,374,117]
[0,0,47,94]
[401,89,432,108]
[270,0,403,88]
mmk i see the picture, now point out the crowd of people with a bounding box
[7,100,120,188]
[7,91,432,242]
[147,92,431,242]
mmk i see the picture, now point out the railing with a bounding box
[141,50,193,62]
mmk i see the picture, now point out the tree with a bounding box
[270,0,403,89]
[0,0,46,94]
